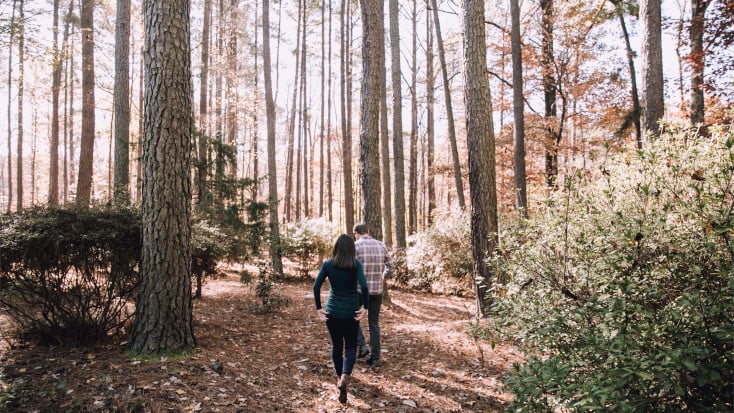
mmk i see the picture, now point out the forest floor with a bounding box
[0,266,522,412]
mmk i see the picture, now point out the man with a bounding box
[353,223,394,368]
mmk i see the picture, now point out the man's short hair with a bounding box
[353,223,370,235]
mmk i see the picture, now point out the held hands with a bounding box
[355,307,367,321]
[316,308,328,321]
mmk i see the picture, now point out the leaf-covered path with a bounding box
[0,272,520,412]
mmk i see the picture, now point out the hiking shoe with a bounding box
[357,344,369,359]
[367,359,380,368]
[337,374,349,403]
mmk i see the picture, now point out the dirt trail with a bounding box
[0,274,520,412]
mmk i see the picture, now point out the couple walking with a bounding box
[313,223,394,404]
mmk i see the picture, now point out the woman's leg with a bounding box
[326,319,345,377]
[342,319,359,375]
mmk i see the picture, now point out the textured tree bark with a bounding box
[510,0,527,215]
[640,0,664,138]
[463,0,498,317]
[196,0,212,212]
[689,0,708,127]
[49,0,61,205]
[425,3,436,227]
[390,0,406,248]
[340,0,355,234]
[359,0,384,240]
[113,0,131,205]
[262,0,284,277]
[130,0,195,355]
[408,0,418,235]
[76,0,96,204]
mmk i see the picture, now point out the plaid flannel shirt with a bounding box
[355,235,394,296]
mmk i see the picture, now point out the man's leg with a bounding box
[367,294,382,363]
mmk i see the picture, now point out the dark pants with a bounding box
[326,318,359,377]
[357,294,382,362]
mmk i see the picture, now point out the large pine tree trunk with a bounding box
[640,0,664,138]
[113,0,131,205]
[430,0,465,209]
[76,0,96,204]
[463,0,498,317]
[262,0,284,277]
[130,0,195,354]
[359,0,384,239]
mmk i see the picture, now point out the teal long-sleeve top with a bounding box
[313,259,369,319]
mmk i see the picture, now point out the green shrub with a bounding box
[0,204,141,344]
[281,218,340,278]
[402,209,473,294]
[0,205,233,344]
[489,126,734,412]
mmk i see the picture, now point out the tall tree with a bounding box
[76,0,96,204]
[408,0,418,235]
[389,0,406,248]
[340,0,354,234]
[197,0,212,211]
[689,0,709,127]
[6,0,16,213]
[16,0,25,211]
[640,0,664,138]
[49,0,62,205]
[430,0,465,209]
[463,0,498,317]
[426,1,436,226]
[380,34,393,246]
[327,0,333,221]
[113,0,131,205]
[262,0,284,277]
[226,0,239,178]
[319,0,326,216]
[510,0,527,214]
[359,0,384,239]
[610,0,642,148]
[540,0,559,188]
[130,0,196,354]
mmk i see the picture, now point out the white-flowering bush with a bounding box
[490,125,734,412]
[281,218,341,278]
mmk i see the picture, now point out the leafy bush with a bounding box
[281,218,340,278]
[402,209,473,294]
[488,126,734,412]
[0,204,141,344]
[241,259,290,313]
[0,205,233,344]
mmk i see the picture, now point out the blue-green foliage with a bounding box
[490,126,734,412]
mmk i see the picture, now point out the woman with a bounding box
[313,234,369,404]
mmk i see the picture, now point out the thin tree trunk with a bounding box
[77,0,97,204]
[6,0,15,213]
[689,0,708,127]
[262,0,284,276]
[640,0,664,138]
[300,3,309,218]
[340,0,354,234]
[359,0,384,239]
[285,0,303,222]
[114,0,131,205]
[425,2,436,226]
[380,44,392,246]
[252,1,260,198]
[327,0,333,221]
[510,0,527,214]
[319,0,325,217]
[611,0,642,148]
[226,0,239,178]
[463,0,498,317]
[430,0,465,209]
[49,0,62,205]
[540,0,559,189]
[16,0,25,211]
[408,0,418,235]
[197,0,212,211]
[390,0,406,248]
